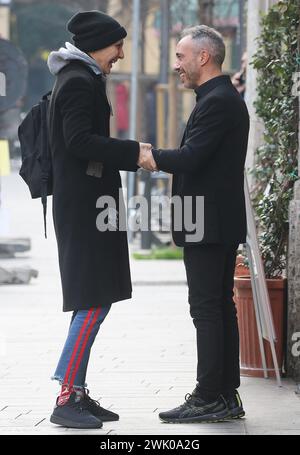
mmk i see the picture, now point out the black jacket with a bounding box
[48,61,139,312]
[152,75,249,247]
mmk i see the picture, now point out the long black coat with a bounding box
[152,75,249,247]
[48,61,139,312]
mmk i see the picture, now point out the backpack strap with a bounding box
[41,190,48,239]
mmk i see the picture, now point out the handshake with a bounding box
[138,143,158,172]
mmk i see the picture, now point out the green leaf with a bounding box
[252,0,299,278]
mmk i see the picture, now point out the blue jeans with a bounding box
[52,305,111,390]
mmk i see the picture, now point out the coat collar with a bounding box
[67,60,110,109]
[68,59,105,82]
[194,75,231,102]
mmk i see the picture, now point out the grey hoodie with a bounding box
[47,41,113,118]
[47,42,102,76]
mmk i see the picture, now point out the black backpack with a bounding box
[18,91,53,238]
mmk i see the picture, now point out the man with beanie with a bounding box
[47,10,156,429]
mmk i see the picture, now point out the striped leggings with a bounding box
[52,305,111,390]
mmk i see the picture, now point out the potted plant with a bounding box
[234,1,299,377]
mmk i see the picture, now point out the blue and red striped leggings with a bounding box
[52,305,111,390]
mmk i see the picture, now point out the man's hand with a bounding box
[138,142,158,171]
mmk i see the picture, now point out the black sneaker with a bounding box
[83,389,119,422]
[223,390,245,419]
[159,392,230,423]
[50,392,103,429]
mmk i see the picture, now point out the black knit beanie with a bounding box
[67,10,127,52]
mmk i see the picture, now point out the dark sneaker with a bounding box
[223,390,245,419]
[159,393,230,423]
[83,389,119,422]
[50,392,103,429]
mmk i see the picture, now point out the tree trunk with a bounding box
[197,0,214,26]
[287,7,300,386]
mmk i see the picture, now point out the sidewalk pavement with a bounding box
[0,171,299,435]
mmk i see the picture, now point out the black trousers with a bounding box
[183,243,240,400]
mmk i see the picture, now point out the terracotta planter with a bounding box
[235,255,249,277]
[234,276,287,378]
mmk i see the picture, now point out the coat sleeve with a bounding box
[58,76,139,171]
[152,98,228,174]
